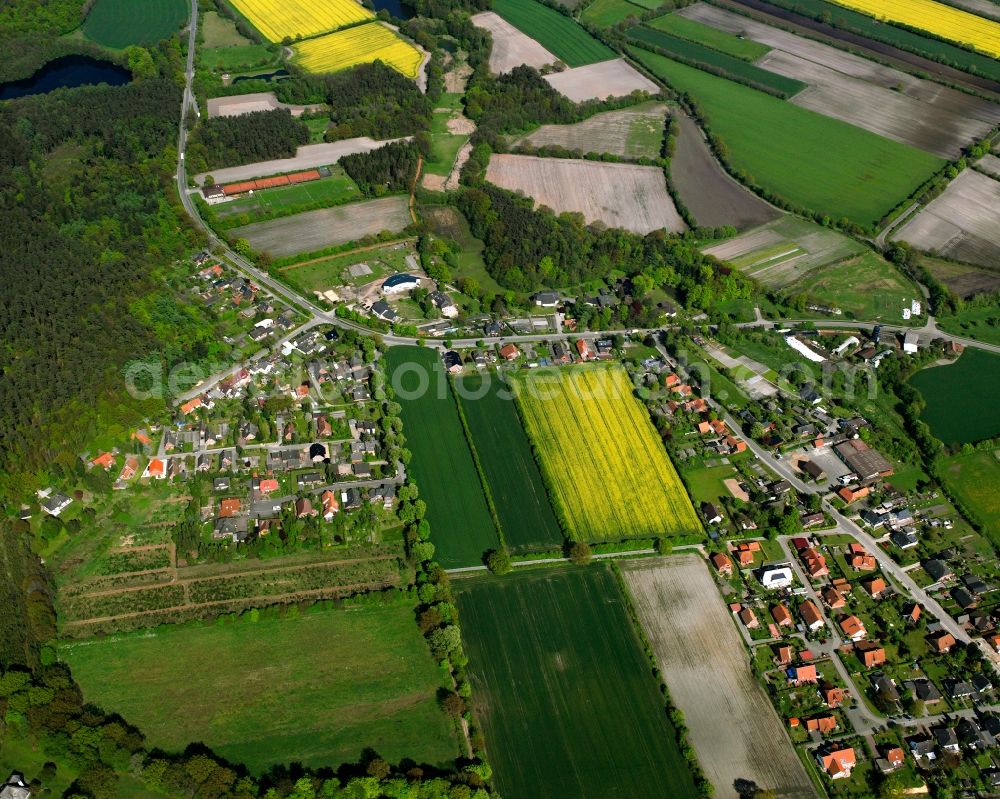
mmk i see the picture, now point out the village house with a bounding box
[800,600,825,631]
[805,715,838,734]
[862,577,888,599]
[760,564,794,590]
[822,684,846,708]
[788,664,818,685]
[499,343,520,361]
[856,641,887,668]
[321,490,339,521]
[928,631,957,653]
[710,552,733,576]
[1,771,30,799]
[295,498,318,518]
[840,615,867,642]
[772,604,793,628]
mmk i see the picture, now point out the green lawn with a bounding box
[682,463,738,505]
[386,347,499,567]
[83,0,188,48]
[937,304,1000,347]
[629,28,805,96]
[281,240,414,294]
[580,0,645,28]
[425,99,469,177]
[628,48,944,228]
[647,13,771,60]
[59,603,461,774]
[456,373,564,553]
[215,170,363,227]
[937,451,1000,536]
[201,44,277,72]
[909,349,1000,445]
[456,566,699,799]
[783,251,920,322]
[493,0,616,66]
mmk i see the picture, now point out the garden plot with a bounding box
[193,138,404,185]
[704,215,864,288]
[231,196,411,257]
[919,256,1000,299]
[486,154,685,234]
[543,58,659,102]
[511,102,668,159]
[894,169,1000,268]
[471,11,557,73]
[622,556,818,799]
[671,114,779,230]
[678,3,1000,158]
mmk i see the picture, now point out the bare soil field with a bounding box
[621,556,817,799]
[511,102,667,159]
[918,255,1000,299]
[894,169,1000,268]
[977,153,1000,179]
[193,138,406,185]
[543,58,659,102]
[680,3,1000,157]
[486,154,686,233]
[206,91,324,119]
[231,196,412,257]
[471,11,557,73]
[950,0,1000,21]
[672,113,779,230]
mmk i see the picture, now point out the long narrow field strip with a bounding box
[230,195,412,257]
[629,47,944,228]
[827,0,1000,57]
[83,0,188,48]
[513,365,701,542]
[59,603,461,773]
[456,566,700,799]
[227,0,374,42]
[629,26,805,96]
[648,12,771,60]
[386,347,499,568]
[214,170,363,227]
[456,373,564,553]
[622,557,818,798]
[492,0,616,66]
[292,23,424,77]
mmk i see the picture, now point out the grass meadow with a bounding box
[493,0,616,65]
[647,13,771,60]
[456,566,699,799]
[386,347,499,567]
[909,348,1000,444]
[513,365,701,541]
[59,603,461,773]
[580,0,646,28]
[214,170,363,227]
[938,450,1000,536]
[456,373,564,552]
[628,47,944,227]
[83,0,188,48]
[628,28,805,96]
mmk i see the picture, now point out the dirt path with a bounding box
[278,237,418,271]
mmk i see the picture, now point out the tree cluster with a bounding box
[341,140,421,197]
[187,109,309,174]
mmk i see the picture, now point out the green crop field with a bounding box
[214,170,363,227]
[938,450,1000,538]
[629,28,804,96]
[909,349,1000,445]
[629,48,943,228]
[493,0,616,66]
[766,0,1000,82]
[580,0,645,28]
[83,0,188,48]
[647,13,771,60]
[457,566,699,799]
[59,603,460,773]
[386,347,499,567]
[512,365,701,541]
[456,373,564,552]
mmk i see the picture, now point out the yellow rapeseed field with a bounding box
[828,0,1000,57]
[514,365,702,542]
[292,23,424,77]
[228,0,374,42]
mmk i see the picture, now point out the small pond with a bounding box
[0,54,130,100]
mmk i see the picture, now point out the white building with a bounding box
[903,331,920,354]
[381,273,420,294]
[760,564,794,590]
